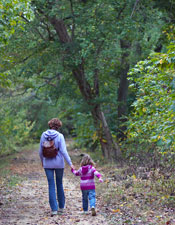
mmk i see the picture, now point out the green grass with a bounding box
[7,175,24,187]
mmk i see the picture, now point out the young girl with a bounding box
[71,154,103,216]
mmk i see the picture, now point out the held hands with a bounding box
[99,177,103,183]
[70,164,75,170]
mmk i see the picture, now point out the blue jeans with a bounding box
[44,168,65,211]
[82,189,96,211]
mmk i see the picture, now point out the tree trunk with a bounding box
[91,104,121,160]
[117,66,129,139]
[117,40,130,139]
[72,67,122,160]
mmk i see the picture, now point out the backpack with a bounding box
[42,138,58,158]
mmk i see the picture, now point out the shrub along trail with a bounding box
[0,141,175,225]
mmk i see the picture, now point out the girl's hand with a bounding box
[99,177,103,183]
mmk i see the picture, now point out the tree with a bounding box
[27,0,122,159]
[0,0,168,159]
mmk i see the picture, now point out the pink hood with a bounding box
[82,165,92,175]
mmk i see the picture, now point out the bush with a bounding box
[126,42,175,160]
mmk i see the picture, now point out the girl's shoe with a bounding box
[91,207,96,216]
[83,211,88,214]
[51,211,58,216]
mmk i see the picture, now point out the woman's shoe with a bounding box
[51,211,58,216]
[58,208,64,214]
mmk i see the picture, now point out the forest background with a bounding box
[0,1,175,173]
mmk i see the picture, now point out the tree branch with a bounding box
[69,0,75,40]
[49,16,72,43]
[42,73,61,81]
[116,3,127,20]
[93,40,104,97]
[131,0,140,18]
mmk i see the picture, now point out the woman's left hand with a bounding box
[70,164,75,170]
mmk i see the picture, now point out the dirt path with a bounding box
[0,146,109,225]
[1,144,175,225]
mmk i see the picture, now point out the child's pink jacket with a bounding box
[71,165,102,190]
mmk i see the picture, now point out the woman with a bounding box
[39,118,74,215]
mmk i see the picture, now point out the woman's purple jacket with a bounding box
[39,129,72,169]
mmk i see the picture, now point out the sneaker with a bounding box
[83,211,88,215]
[91,207,96,216]
[51,211,58,216]
[58,208,64,214]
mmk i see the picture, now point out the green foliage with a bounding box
[0,96,35,155]
[0,0,171,156]
[127,40,175,157]
[0,0,33,43]
[54,94,98,149]
[73,112,97,149]
[0,72,11,87]
[0,0,33,88]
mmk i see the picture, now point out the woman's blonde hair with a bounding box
[80,154,95,167]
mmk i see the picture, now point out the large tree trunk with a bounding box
[72,67,121,160]
[91,105,121,159]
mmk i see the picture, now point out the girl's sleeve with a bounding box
[92,167,102,178]
[71,168,82,176]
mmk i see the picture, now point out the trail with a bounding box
[0,145,109,225]
[1,143,175,225]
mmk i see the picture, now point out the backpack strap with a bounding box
[46,136,53,141]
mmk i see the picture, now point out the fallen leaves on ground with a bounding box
[1,143,175,225]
